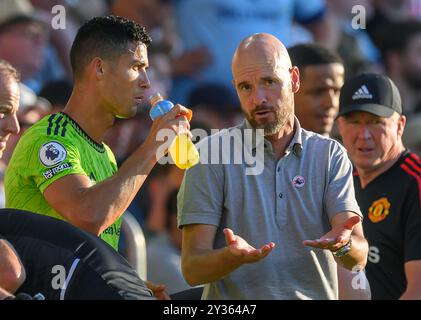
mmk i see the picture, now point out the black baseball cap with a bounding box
[338,73,402,118]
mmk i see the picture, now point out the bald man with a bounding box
[177,33,368,299]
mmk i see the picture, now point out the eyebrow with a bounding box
[236,81,249,88]
[261,76,276,82]
[0,105,12,112]
[130,58,148,67]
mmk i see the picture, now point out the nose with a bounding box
[321,89,338,111]
[4,114,20,136]
[139,69,151,90]
[357,125,371,140]
[253,87,268,106]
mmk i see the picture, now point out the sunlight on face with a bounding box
[337,111,405,174]
[103,42,150,118]
[232,34,297,136]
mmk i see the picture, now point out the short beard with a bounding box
[247,105,292,136]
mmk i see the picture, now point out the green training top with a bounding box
[5,112,122,250]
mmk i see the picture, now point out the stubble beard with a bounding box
[247,104,293,136]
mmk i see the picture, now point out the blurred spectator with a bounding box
[110,0,174,48]
[367,0,421,49]
[39,79,72,113]
[33,0,109,26]
[30,0,109,80]
[147,189,200,295]
[288,43,344,137]
[144,164,184,236]
[103,116,145,164]
[0,0,50,89]
[188,83,241,130]
[170,0,335,105]
[378,21,421,115]
[125,163,184,239]
[326,0,380,77]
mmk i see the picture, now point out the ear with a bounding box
[91,57,105,79]
[397,114,406,138]
[290,66,300,93]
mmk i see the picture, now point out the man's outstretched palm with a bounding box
[224,228,275,263]
[303,216,361,252]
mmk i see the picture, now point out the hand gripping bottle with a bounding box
[149,93,199,169]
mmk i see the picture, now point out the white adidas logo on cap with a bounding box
[352,85,373,100]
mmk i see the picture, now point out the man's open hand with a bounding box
[224,228,275,263]
[303,216,360,252]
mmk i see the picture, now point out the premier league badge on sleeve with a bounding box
[39,141,68,167]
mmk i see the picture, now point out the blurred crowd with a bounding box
[1,0,421,294]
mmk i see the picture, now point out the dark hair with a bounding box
[70,15,151,79]
[288,43,343,79]
[0,59,20,82]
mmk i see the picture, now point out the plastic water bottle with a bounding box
[149,93,199,169]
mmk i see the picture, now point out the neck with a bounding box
[62,85,115,143]
[357,146,405,188]
[266,118,295,158]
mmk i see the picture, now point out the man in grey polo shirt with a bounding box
[177,33,368,299]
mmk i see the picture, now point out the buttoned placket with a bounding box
[274,146,294,227]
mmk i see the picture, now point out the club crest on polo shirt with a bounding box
[292,175,305,188]
[39,141,67,167]
[368,197,391,223]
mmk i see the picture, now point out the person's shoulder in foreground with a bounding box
[0,208,155,300]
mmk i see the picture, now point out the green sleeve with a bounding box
[23,132,88,194]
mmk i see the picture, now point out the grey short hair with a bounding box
[0,59,20,82]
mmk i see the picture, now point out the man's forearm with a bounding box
[182,247,243,286]
[78,146,156,234]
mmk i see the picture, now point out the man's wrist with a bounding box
[332,236,352,258]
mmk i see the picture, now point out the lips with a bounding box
[357,147,374,153]
[254,108,273,116]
